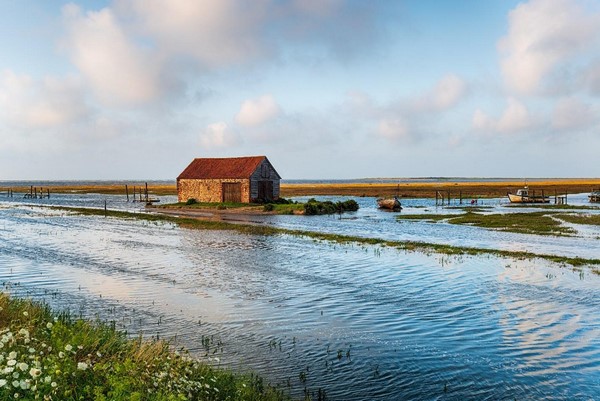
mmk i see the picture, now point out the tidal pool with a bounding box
[0,203,599,400]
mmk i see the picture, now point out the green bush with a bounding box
[263,204,274,212]
[303,199,359,215]
[185,198,198,205]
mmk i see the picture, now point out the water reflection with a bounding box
[0,205,599,399]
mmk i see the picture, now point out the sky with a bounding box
[1,0,600,180]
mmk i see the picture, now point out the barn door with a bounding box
[258,181,273,201]
[222,182,241,203]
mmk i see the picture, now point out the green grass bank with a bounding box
[0,293,289,401]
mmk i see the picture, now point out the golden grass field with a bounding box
[2,179,600,198]
[280,179,600,198]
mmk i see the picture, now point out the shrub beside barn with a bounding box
[177,156,281,203]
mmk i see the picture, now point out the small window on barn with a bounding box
[261,164,269,178]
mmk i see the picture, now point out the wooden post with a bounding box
[435,191,438,206]
[447,191,451,206]
[104,200,107,216]
[125,185,129,202]
[34,187,37,198]
[145,182,148,203]
[459,191,462,205]
[47,188,50,198]
[132,186,136,202]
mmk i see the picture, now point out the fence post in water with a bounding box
[145,182,148,203]
[104,200,107,217]
[447,191,451,206]
[125,185,129,202]
[459,191,462,205]
[47,188,50,198]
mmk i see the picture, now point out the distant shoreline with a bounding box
[1,178,599,198]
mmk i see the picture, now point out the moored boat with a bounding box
[507,186,550,203]
[377,196,402,211]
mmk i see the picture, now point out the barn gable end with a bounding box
[177,156,281,203]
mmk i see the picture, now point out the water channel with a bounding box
[0,195,599,400]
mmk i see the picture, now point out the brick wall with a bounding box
[177,179,251,203]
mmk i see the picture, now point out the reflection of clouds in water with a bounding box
[497,262,599,376]
[2,203,600,399]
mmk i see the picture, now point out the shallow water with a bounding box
[1,203,599,400]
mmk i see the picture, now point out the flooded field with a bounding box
[1,194,600,400]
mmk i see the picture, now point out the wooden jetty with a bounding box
[23,186,50,199]
[125,183,160,204]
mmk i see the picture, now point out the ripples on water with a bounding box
[1,201,600,399]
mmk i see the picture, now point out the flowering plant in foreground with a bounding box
[0,293,288,401]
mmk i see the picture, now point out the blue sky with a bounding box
[1,0,599,180]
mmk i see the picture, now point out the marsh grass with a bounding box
[448,211,575,236]
[50,206,600,268]
[556,213,600,226]
[399,211,575,236]
[0,293,289,401]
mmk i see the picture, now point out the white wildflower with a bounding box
[12,380,19,388]
[64,345,73,352]
[51,382,57,388]
[8,351,17,359]
[77,362,88,371]
[7,360,16,367]
[58,352,64,358]
[0,379,6,387]
[46,323,53,330]
[17,363,28,372]
[29,368,41,379]
[22,311,28,317]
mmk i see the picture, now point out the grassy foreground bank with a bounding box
[0,293,288,401]
[52,206,600,269]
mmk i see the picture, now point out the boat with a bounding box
[507,186,550,203]
[589,190,600,203]
[377,196,402,211]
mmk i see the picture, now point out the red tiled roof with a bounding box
[177,156,267,180]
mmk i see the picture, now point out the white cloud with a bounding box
[0,70,88,129]
[582,59,600,95]
[199,122,240,149]
[62,4,164,106]
[499,0,600,95]
[121,0,269,68]
[427,74,468,111]
[472,98,534,135]
[551,97,595,131]
[235,94,282,127]
[377,118,411,142]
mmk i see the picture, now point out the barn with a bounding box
[177,156,281,203]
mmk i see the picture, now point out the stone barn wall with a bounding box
[177,178,250,203]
